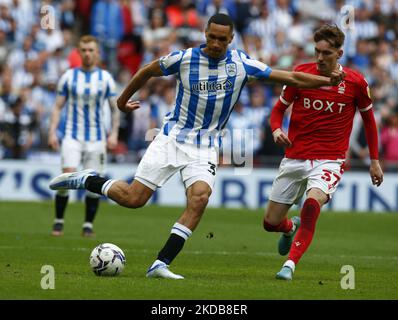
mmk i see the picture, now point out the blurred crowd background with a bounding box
[0,0,397,172]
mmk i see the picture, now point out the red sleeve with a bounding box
[270,99,289,132]
[360,109,379,160]
[355,75,378,159]
[270,66,300,132]
[355,76,372,112]
[279,83,298,106]
[270,84,296,132]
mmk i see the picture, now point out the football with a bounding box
[89,243,126,276]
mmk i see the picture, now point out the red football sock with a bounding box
[288,198,321,265]
[263,217,293,233]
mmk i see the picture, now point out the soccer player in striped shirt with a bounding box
[264,25,384,280]
[50,14,344,278]
[48,35,120,237]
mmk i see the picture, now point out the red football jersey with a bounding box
[280,62,372,160]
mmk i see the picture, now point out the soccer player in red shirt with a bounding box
[263,25,384,280]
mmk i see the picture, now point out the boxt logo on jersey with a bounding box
[303,98,347,113]
[192,79,233,95]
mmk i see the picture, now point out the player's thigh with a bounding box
[307,159,345,203]
[269,158,307,205]
[180,145,218,192]
[135,134,181,190]
[83,141,107,174]
[61,138,82,170]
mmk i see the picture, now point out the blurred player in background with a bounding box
[263,25,384,280]
[49,14,344,279]
[48,35,120,237]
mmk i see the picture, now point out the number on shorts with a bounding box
[207,162,216,176]
[321,169,341,188]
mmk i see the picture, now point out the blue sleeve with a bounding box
[105,75,117,98]
[159,50,185,76]
[238,50,272,80]
[56,71,69,97]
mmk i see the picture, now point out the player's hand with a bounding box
[120,100,141,113]
[369,160,383,187]
[107,133,118,150]
[48,133,59,151]
[329,70,346,86]
[272,128,292,147]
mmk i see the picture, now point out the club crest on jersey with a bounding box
[225,62,237,77]
[337,81,346,94]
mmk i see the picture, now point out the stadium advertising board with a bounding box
[0,160,396,212]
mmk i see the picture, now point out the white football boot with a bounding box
[146,260,184,279]
[49,169,98,190]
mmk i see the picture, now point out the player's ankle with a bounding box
[283,260,296,272]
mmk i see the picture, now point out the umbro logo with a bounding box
[294,241,301,247]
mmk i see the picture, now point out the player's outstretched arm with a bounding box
[268,69,345,88]
[117,60,163,113]
[48,95,67,151]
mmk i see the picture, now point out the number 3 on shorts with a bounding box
[207,162,216,176]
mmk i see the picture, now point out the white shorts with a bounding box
[135,134,218,191]
[61,138,106,174]
[269,158,345,205]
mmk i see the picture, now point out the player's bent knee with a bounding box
[118,184,152,209]
[122,191,150,209]
[189,193,210,210]
[124,197,146,209]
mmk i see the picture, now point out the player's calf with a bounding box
[263,217,293,233]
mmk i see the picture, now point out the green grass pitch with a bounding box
[0,201,397,300]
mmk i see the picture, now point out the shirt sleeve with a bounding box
[105,72,117,98]
[159,50,185,76]
[238,50,272,80]
[56,70,70,97]
[279,85,298,106]
[355,76,373,112]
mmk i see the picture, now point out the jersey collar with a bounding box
[199,44,228,62]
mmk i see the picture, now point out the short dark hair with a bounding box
[314,24,345,48]
[207,13,234,31]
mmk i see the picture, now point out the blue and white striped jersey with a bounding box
[159,44,272,146]
[56,68,116,142]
